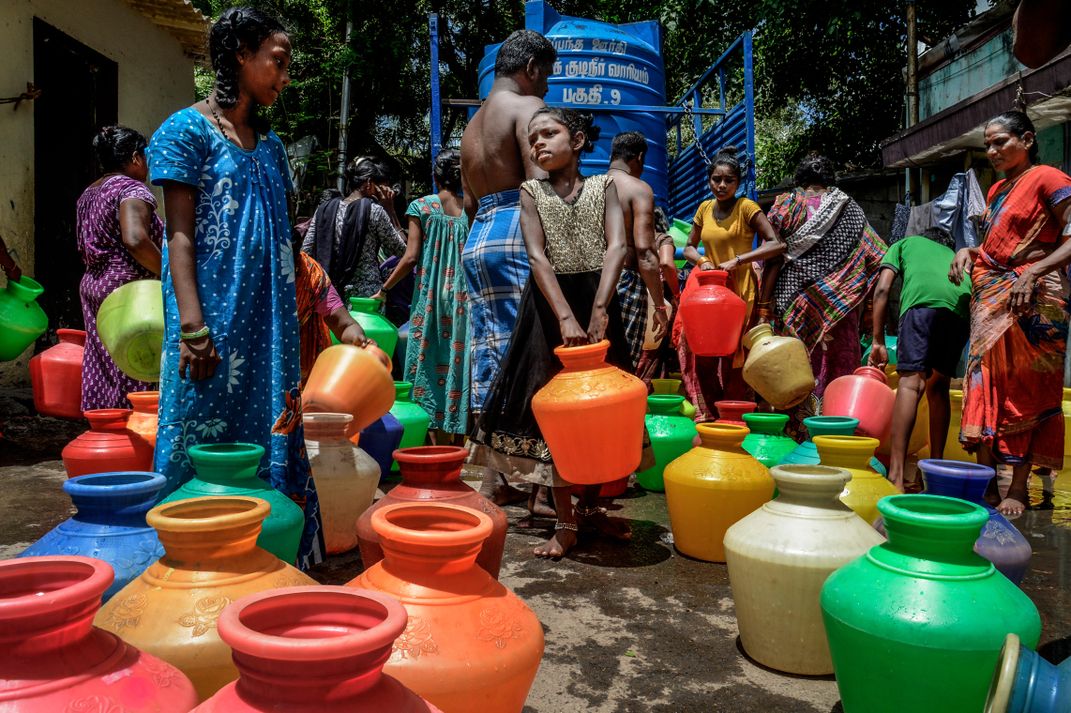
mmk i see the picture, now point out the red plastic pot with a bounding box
[61,408,154,478]
[678,269,747,356]
[29,328,85,420]
[822,367,896,440]
[357,446,508,579]
[193,586,441,712]
[715,400,757,426]
[0,555,197,711]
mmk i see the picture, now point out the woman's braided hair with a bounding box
[208,7,286,109]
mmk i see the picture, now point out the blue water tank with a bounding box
[477,1,668,207]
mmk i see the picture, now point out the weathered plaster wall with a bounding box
[0,0,195,383]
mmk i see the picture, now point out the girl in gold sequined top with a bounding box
[468,107,643,559]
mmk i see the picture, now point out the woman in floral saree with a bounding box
[950,111,1071,516]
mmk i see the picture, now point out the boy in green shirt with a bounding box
[869,232,972,488]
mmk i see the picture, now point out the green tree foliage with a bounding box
[191,0,979,197]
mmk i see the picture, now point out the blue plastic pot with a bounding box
[920,459,1032,585]
[19,471,165,601]
[360,412,404,478]
[987,633,1071,713]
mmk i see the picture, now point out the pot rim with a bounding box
[371,501,493,547]
[853,365,888,383]
[984,633,1020,713]
[802,415,859,433]
[219,585,408,661]
[302,412,354,426]
[876,493,989,528]
[0,556,111,619]
[64,470,166,498]
[812,434,881,453]
[147,495,270,532]
[125,390,160,406]
[187,442,265,463]
[83,408,132,427]
[551,339,610,361]
[392,445,467,465]
[769,464,850,489]
[742,412,789,428]
[918,458,995,480]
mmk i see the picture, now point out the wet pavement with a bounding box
[2,411,1069,712]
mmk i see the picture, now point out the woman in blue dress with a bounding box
[147,7,321,566]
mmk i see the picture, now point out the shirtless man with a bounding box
[606,131,668,369]
[460,30,556,515]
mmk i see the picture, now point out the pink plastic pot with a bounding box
[0,555,197,711]
[821,367,896,439]
[194,586,441,712]
[678,270,747,357]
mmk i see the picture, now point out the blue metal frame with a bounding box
[429,13,442,186]
[665,30,756,221]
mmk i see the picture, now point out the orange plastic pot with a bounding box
[531,339,647,484]
[126,390,159,448]
[29,328,85,420]
[61,408,154,478]
[94,496,316,700]
[303,343,395,435]
[349,503,544,713]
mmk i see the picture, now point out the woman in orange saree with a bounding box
[950,111,1071,515]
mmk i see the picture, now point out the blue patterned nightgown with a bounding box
[147,107,321,567]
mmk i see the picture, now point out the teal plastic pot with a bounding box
[636,395,697,492]
[389,381,431,472]
[780,415,887,476]
[0,276,47,361]
[160,443,303,564]
[96,279,163,381]
[342,297,398,357]
[821,495,1041,713]
[987,633,1071,713]
[741,413,796,467]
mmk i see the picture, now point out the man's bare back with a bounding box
[461,88,547,213]
[608,169,656,252]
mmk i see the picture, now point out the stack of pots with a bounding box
[62,409,154,478]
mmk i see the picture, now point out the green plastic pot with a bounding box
[96,279,163,382]
[160,443,304,564]
[636,395,697,492]
[0,276,47,361]
[388,381,431,472]
[337,297,398,356]
[651,377,697,418]
[741,413,797,467]
[821,494,1041,713]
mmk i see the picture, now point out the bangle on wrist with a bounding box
[695,256,713,267]
[180,325,211,341]
[654,304,668,312]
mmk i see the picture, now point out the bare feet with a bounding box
[527,485,556,518]
[534,524,578,558]
[996,494,1028,517]
[489,481,529,507]
[578,507,632,541]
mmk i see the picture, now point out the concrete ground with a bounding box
[2,408,1070,712]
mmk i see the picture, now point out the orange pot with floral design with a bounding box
[94,496,315,701]
[348,502,544,713]
[531,340,647,484]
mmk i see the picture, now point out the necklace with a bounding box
[206,97,240,147]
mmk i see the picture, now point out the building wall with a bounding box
[919,29,1021,121]
[0,0,196,383]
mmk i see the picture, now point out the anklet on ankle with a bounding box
[575,504,606,518]
[554,521,578,532]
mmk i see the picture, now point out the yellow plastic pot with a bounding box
[96,280,164,382]
[813,435,898,525]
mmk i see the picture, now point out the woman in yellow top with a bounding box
[680,146,780,421]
